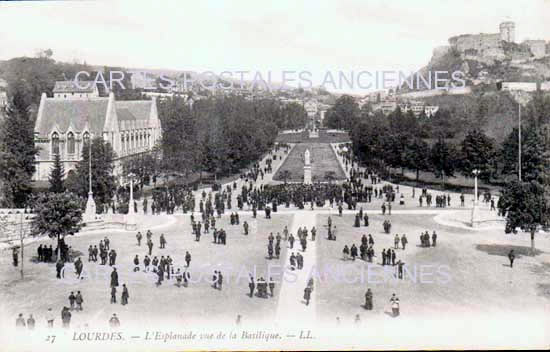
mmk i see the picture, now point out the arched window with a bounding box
[51,132,60,155]
[83,132,90,145]
[67,132,75,154]
[121,134,125,153]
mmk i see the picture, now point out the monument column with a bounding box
[125,173,137,231]
[470,169,480,228]
[303,149,312,184]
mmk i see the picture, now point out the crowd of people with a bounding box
[12,141,506,332]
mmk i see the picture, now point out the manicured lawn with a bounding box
[273,143,346,182]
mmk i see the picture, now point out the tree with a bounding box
[520,127,548,183]
[350,112,389,168]
[2,55,91,107]
[122,151,158,187]
[67,137,116,212]
[49,153,65,193]
[158,95,279,180]
[500,127,521,177]
[498,180,549,254]
[325,95,359,131]
[459,130,495,182]
[500,126,548,182]
[0,84,39,207]
[31,192,83,258]
[430,138,457,187]
[403,138,431,181]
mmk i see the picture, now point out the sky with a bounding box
[0,0,549,94]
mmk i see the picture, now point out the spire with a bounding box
[103,92,118,132]
[34,93,47,134]
[149,96,159,128]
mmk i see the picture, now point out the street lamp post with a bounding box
[518,103,522,182]
[83,136,96,222]
[125,172,137,231]
[470,169,480,228]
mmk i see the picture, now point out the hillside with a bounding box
[421,91,520,143]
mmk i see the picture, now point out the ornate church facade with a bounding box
[33,82,162,181]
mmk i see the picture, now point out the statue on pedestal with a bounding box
[303,149,312,185]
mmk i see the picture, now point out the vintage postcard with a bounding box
[0,0,549,350]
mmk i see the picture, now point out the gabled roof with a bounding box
[34,95,156,136]
[35,98,109,136]
[116,100,152,121]
[117,108,137,122]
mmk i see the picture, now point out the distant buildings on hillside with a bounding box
[358,91,439,117]
[53,80,100,99]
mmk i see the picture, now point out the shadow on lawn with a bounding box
[475,244,543,257]
[29,249,84,264]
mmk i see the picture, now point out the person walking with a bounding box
[111,286,117,304]
[121,284,129,305]
[508,249,515,268]
[109,314,120,328]
[364,289,373,310]
[401,234,408,250]
[75,291,84,311]
[15,314,26,329]
[390,293,400,317]
[46,308,55,328]
[304,286,312,306]
[26,314,36,330]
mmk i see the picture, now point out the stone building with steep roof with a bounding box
[33,91,161,181]
[52,80,100,99]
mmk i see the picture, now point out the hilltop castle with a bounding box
[435,21,548,60]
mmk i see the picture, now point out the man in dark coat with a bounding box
[248,275,255,297]
[56,259,64,279]
[147,239,153,255]
[304,286,312,306]
[185,251,191,267]
[75,291,84,311]
[508,249,515,268]
[110,268,119,287]
[121,284,129,305]
[12,247,18,267]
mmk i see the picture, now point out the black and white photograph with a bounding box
[0,0,549,350]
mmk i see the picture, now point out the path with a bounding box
[275,211,318,326]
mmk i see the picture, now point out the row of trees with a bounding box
[328,93,549,252]
[0,84,39,208]
[327,93,549,186]
[159,95,305,178]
